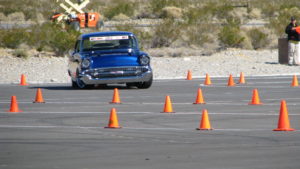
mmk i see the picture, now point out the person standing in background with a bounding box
[285,16,300,66]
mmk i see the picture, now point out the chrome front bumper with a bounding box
[79,66,152,84]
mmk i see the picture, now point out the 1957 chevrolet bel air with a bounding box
[68,31,153,89]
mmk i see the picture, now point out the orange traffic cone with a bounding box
[291,75,299,87]
[186,70,192,80]
[105,108,122,129]
[161,95,175,113]
[204,73,212,85]
[196,109,213,130]
[19,74,28,86]
[193,88,206,104]
[248,89,262,105]
[227,74,235,86]
[7,96,22,113]
[110,88,121,104]
[33,88,45,103]
[273,100,295,131]
[238,72,246,84]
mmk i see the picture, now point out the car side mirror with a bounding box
[73,53,81,61]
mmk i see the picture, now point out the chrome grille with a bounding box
[87,67,149,78]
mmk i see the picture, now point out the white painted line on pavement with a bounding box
[1,111,300,116]
[0,125,298,132]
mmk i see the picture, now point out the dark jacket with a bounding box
[285,23,300,41]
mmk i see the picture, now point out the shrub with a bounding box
[247,28,268,49]
[0,13,6,21]
[184,7,212,24]
[13,49,29,59]
[49,25,80,56]
[112,13,130,21]
[151,19,183,48]
[211,3,234,20]
[28,22,80,56]
[183,2,233,24]
[239,30,253,50]
[115,24,152,49]
[228,8,248,24]
[0,28,29,49]
[249,8,262,19]
[161,6,182,19]
[218,25,245,48]
[183,23,215,47]
[257,0,279,18]
[104,0,135,19]
[269,7,300,37]
[149,0,187,17]
[6,12,25,21]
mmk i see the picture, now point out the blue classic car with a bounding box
[68,31,153,89]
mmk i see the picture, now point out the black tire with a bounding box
[136,76,153,89]
[73,78,93,89]
[96,20,104,30]
[71,80,79,89]
[70,21,80,31]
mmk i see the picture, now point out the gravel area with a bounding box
[0,48,299,84]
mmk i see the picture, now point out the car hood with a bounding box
[86,49,140,68]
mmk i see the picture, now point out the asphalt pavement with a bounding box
[0,76,300,169]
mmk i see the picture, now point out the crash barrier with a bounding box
[6,73,299,131]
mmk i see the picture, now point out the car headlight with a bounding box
[139,55,150,65]
[81,59,90,68]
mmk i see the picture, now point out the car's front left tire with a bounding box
[136,76,153,89]
[71,78,93,89]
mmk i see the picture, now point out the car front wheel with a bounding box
[136,76,153,89]
[71,78,93,89]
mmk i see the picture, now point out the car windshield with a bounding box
[82,35,135,51]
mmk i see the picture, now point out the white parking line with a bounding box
[1,101,300,106]
[0,125,297,132]
[1,111,300,116]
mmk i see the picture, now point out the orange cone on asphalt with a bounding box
[291,75,299,87]
[196,109,213,130]
[193,88,206,104]
[105,108,122,129]
[227,74,235,86]
[33,88,45,103]
[273,100,295,131]
[161,95,175,113]
[248,89,262,105]
[19,74,28,86]
[186,70,192,80]
[204,73,212,85]
[239,72,246,84]
[7,96,22,113]
[110,88,121,104]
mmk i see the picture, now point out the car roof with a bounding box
[79,31,135,40]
